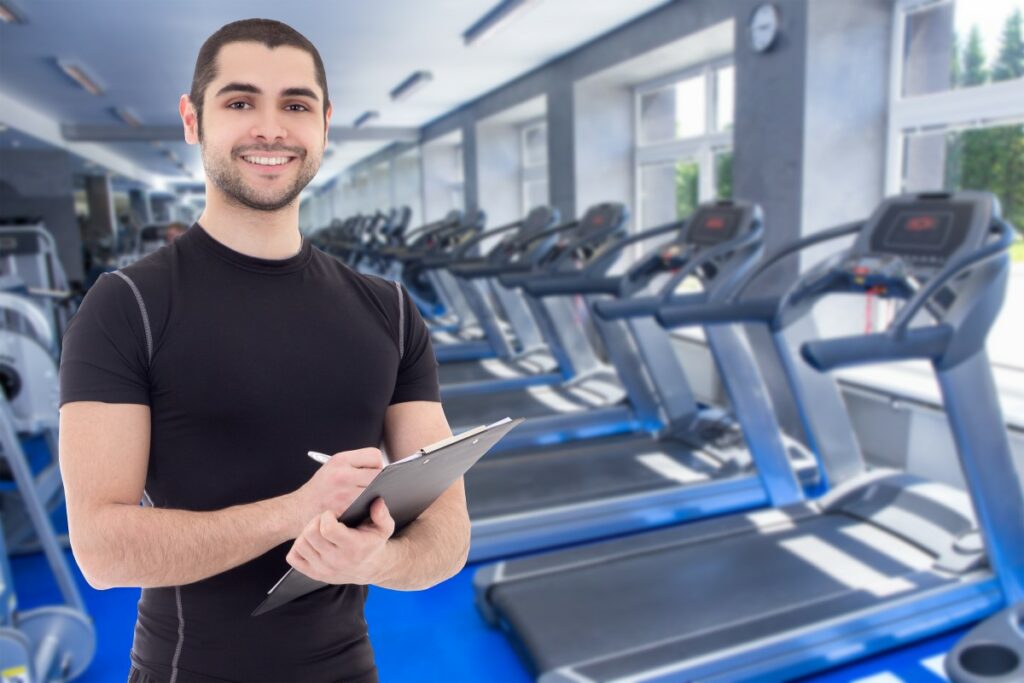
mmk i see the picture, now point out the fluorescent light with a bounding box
[463,0,542,46]
[57,60,103,96]
[352,110,379,128]
[113,107,142,128]
[0,1,23,23]
[390,71,433,101]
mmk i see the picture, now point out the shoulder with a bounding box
[309,248,402,311]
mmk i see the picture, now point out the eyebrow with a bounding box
[215,83,320,101]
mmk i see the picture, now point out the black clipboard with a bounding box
[252,417,522,616]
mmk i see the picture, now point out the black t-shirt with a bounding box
[59,224,440,683]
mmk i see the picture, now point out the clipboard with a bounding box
[252,417,523,616]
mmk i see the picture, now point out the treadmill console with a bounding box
[854,193,994,275]
[686,204,747,247]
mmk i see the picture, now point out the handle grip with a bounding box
[800,325,953,371]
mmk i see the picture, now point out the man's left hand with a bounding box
[286,498,397,585]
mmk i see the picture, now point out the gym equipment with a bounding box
[0,288,95,682]
[476,191,1024,682]
[463,200,817,561]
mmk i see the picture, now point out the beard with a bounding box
[202,142,320,212]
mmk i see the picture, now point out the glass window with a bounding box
[523,123,548,167]
[639,160,700,230]
[639,74,707,144]
[902,0,1024,97]
[714,149,734,199]
[901,120,1024,369]
[715,66,735,132]
[523,179,549,212]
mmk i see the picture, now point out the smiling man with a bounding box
[57,19,469,683]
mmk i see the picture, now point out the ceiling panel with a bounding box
[0,0,671,184]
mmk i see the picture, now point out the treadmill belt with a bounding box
[439,358,520,385]
[489,513,946,673]
[443,384,595,427]
[466,434,723,519]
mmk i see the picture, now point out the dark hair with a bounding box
[190,19,329,131]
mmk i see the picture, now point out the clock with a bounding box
[749,3,781,53]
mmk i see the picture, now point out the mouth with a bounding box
[239,154,298,170]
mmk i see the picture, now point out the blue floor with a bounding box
[9,547,964,683]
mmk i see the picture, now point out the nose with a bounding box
[250,108,288,144]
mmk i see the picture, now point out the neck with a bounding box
[196,185,303,260]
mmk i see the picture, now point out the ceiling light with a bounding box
[352,110,379,128]
[390,71,433,101]
[113,107,142,128]
[0,1,24,24]
[57,60,103,96]
[463,0,542,46]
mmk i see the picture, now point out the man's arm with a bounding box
[60,401,381,590]
[287,400,471,591]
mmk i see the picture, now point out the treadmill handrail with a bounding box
[451,218,524,259]
[580,219,688,276]
[658,220,766,303]
[888,219,1015,339]
[727,221,864,304]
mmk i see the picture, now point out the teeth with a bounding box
[242,156,290,166]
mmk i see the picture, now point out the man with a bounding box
[58,19,469,683]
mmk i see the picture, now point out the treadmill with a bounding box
[475,191,1024,682]
[434,206,577,398]
[441,202,667,452]
[464,201,818,561]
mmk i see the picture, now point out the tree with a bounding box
[992,8,1024,82]
[675,161,699,219]
[962,25,989,86]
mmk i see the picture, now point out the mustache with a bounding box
[233,144,306,158]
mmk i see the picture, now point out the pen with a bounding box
[307,450,332,465]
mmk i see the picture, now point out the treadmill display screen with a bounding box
[869,202,975,261]
[688,210,742,246]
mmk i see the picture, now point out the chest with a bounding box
[149,281,400,434]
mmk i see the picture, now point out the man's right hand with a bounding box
[287,447,383,537]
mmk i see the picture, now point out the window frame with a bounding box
[520,118,550,213]
[632,58,735,231]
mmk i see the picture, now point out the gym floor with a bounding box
[11,541,962,682]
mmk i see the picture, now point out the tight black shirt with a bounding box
[59,224,440,683]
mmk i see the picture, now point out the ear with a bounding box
[180,95,200,145]
[323,101,333,145]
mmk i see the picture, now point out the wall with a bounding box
[0,149,84,282]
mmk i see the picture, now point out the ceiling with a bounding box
[0,0,672,188]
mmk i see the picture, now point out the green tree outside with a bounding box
[944,11,1024,249]
[675,161,699,219]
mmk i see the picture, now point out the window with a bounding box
[634,61,735,230]
[888,0,1024,376]
[521,121,549,212]
[900,0,1024,97]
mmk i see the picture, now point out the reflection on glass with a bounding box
[640,160,700,229]
[902,121,1024,369]
[675,75,706,139]
[716,66,735,132]
[715,149,734,199]
[639,74,708,144]
[902,1,1024,97]
[524,179,549,212]
[523,124,548,167]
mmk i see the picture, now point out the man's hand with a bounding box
[286,498,398,585]
[286,448,383,538]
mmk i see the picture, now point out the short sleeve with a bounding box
[59,273,151,406]
[390,284,440,405]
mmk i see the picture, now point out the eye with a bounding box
[227,101,252,110]
[285,103,310,112]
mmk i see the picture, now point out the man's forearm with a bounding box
[374,490,471,591]
[74,494,302,589]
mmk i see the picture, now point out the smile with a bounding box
[241,155,295,167]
